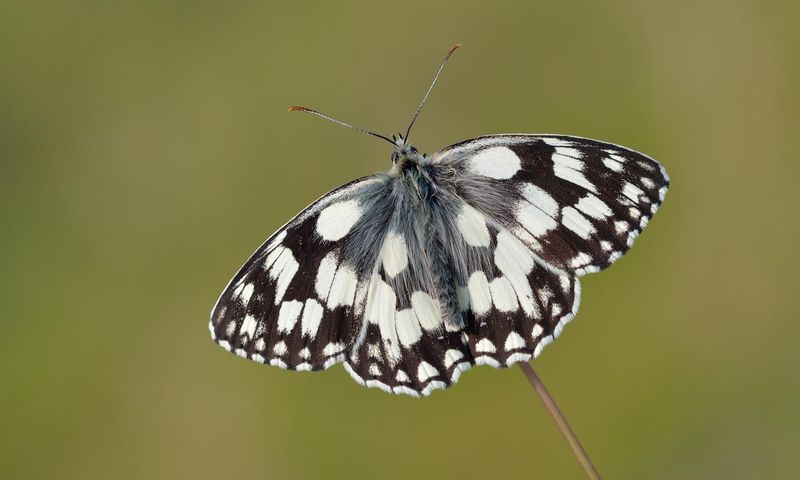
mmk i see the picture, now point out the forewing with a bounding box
[433,134,669,274]
[209,176,389,371]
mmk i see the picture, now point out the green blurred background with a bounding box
[2,1,798,478]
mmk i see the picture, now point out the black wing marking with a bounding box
[433,134,669,274]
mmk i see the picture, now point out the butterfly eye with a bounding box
[391,152,399,163]
[409,146,418,154]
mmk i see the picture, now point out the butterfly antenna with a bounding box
[288,106,397,147]
[403,43,461,143]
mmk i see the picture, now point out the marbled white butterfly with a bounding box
[209,45,669,397]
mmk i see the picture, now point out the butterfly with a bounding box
[209,45,669,397]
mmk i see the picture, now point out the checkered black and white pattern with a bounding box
[209,134,668,396]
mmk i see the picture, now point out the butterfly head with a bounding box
[390,134,425,168]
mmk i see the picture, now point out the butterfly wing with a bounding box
[432,134,669,274]
[209,175,389,371]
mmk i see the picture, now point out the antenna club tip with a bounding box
[449,43,462,53]
[287,106,303,112]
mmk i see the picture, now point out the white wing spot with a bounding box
[379,231,409,277]
[467,146,521,179]
[614,220,629,234]
[273,340,288,356]
[269,358,288,369]
[607,152,627,164]
[323,342,345,356]
[444,349,465,369]
[315,252,339,301]
[520,183,559,217]
[475,338,497,353]
[417,362,440,382]
[561,206,596,239]
[475,356,501,367]
[602,157,624,172]
[494,230,537,317]
[570,252,593,268]
[327,265,358,309]
[638,160,656,171]
[411,291,443,331]
[277,300,303,333]
[300,299,324,339]
[516,202,558,237]
[395,370,410,383]
[554,166,597,193]
[489,276,519,312]
[538,285,553,304]
[627,230,639,247]
[316,200,363,241]
[467,271,492,316]
[456,204,491,247]
[641,177,656,189]
[576,193,612,220]
[553,147,584,171]
[505,331,526,351]
[395,308,422,347]
[551,148,595,193]
[365,275,397,325]
[513,227,543,253]
[622,182,645,202]
[531,324,544,338]
[268,247,299,305]
[239,283,255,306]
[240,314,257,338]
[367,343,382,359]
[542,137,574,147]
[264,230,287,253]
[364,275,400,364]
[263,244,283,270]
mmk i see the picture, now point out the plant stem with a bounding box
[518,362,601,480]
